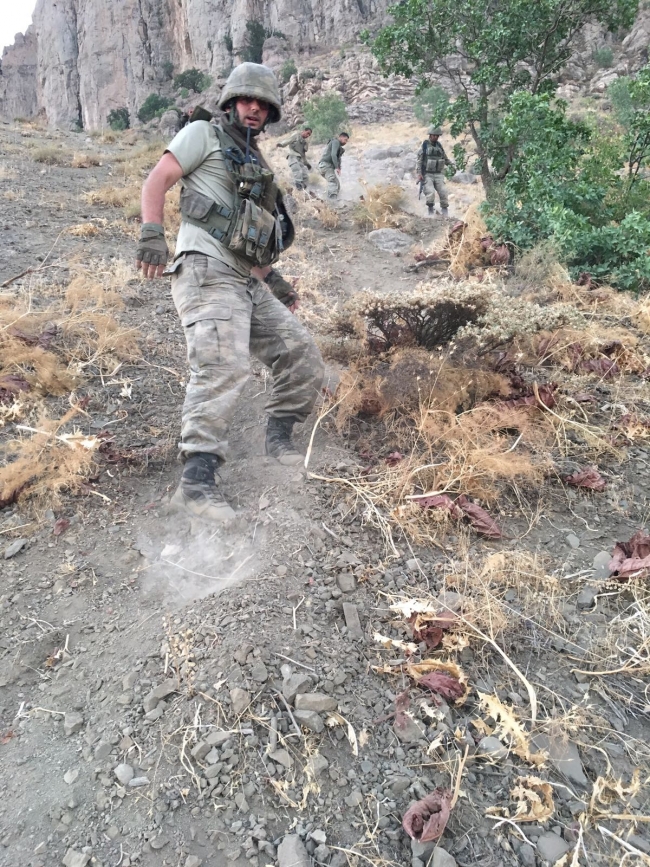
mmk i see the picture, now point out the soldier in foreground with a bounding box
[135,63,325,523]
[416,126,455,217]
[318,131,350,200]
[276,123,312,190]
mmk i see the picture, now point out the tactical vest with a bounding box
[423,141,446,174]
[179,123,294,267]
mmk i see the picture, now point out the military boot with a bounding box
[427,203,434,216]
[441,208,449,218]
[265,416,304,466]
[170,453,236,523]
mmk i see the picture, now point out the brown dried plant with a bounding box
[353,183,406,230]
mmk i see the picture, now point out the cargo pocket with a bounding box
[180,187,215,221]
[184,307,233,370]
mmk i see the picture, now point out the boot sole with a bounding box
[170,488,237,523]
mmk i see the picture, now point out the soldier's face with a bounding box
[301,130,312,139]
[429,134,439,142]
[235,97,270,129]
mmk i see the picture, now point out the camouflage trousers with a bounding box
[423,172,449,209]
[171,253,325,462]
[318,163,340,199]
[287,154,309,189]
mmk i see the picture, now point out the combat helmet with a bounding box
[218,62,282,124]
[428,125,443,135]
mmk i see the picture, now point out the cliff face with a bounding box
[0,0,389,130]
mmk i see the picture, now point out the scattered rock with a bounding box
[185,856,202,867]
[230,687,250,716]
[62,850,91,867]
[4,538,28,559]
[114,763,134,786]
[593,550,613,580]
[282,672,312,703]
[295,693,338,713]
[294,709,324,733]
[250,661,268,682]
[305,754,329,778]
[345,789,363,807]
[532,734,587,787]
[566,533,580,549]
[577,585,598,610]
[342,602,364,639]
[536,832,571,862]
[432,848,457,867]
[518,842,536,867]
[394,715,426,743]
[450,171,478,184]
[278,834,310,867]
[269,748,294,768]
[412,840,435,861]
[150,837,169,850]
[368,228,413,253]
[63,768,79,785]
[63,712,84,736]
[336,572,356,593]
[128,776,150,787]
[477,736,508,759]
[143,679,178,713]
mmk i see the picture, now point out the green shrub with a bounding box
[303,93,349,142]
[223,33,233,54]
[137,94,174,124]
[592,46,614,68]
[242,21,267,64]
[173,68,211,93]
[161,61,174,80]
[608,75,635,128]
[107,107,130,131]
[280,59,298,84]
[300,68,317,80]
[412,85,449,124]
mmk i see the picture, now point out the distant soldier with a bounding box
[318,131,350,200]
[417,126,455,217]
[276,123,312,190]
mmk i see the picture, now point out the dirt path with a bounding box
[1,122,649,867]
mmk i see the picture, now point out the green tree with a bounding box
[161,60,174,80]
[137,94,174,124]
[173,68,211,93]
[412,85,449,124]
[280,58,298,84]
[303,93,349,142]
[242,21,267,63]
[366,0,637,192]
[624,64,650,188]
[107,107,130,131]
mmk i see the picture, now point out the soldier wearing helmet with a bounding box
[276,122,313,191]
[416,125,455,217]
[136,63,325,523]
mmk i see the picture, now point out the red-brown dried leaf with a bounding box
[0,374,31,404]
[490,244,510,266]
[456,495,503,539]
[572,392,597,403]
[53,518,71,536]
[610,530,650,579]
[0,484,26,510]
[408,611,458,649]
[502,383,557,410]
[1,730,15,745]
[414,251,441,263]
[449,221,465,237]
[385,451,403,466]
[413,493,463,518]
[395,689,411,714]
[419,672,465,701]
[581,358,619,378]
[402,788,453,842]
[576,272,594,289]
[563,467,606,492]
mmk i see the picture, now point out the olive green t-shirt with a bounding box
[166,120,251,278]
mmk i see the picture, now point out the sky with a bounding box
[1,0,38,53]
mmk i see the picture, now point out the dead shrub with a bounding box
[67,222,100,237]
[353,183,406,230]
[0,407,99,511]
[71,152,102,168]
[32,147,69,166]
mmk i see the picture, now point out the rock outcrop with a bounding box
[0,0,392,129]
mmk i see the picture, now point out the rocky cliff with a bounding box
[1,0,649,130]
[0,0,390,130]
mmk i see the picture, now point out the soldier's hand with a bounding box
[417,175,423,183]
[264,269,300,312]
[136,223,169,279]
[336,168,341,175]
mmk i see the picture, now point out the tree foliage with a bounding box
[303,93,349,142]
[107,107,130,131]
[137,94,174,124]
[242,21,267,63]
[412,85,449,124]
[366,0,638,190]
[173,68,211,93]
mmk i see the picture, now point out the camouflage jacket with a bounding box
[277,131,309,161]
[320,138,345,170]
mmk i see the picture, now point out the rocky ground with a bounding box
[0,120,649,867]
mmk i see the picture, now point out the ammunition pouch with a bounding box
[426,158,446,174]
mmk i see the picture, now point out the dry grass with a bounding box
[2,190,24,201]
[32,146,69,166]
[67,222,101,237]
[0,407,100,511]
[353,183,406,230]
[71,152,102,168]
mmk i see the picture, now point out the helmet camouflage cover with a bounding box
[218,62,282,123]
[428,125,443,135]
